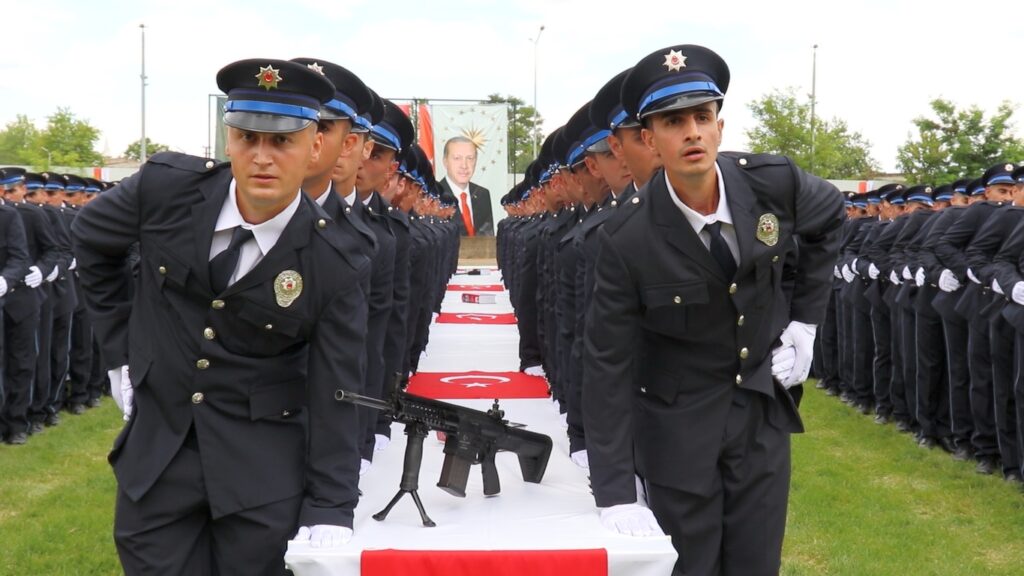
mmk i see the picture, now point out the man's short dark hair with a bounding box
[443,136,477,158]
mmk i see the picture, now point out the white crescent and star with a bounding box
[663,49,687,72]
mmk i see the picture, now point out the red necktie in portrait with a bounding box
[460,191,475,237]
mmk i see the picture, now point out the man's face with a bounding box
[305,120,355,183]
[642,103,723,182]
[609,127,661,185]
[356,143,397,194]
[951,194,970,206]
[866,203,880,217]
[589,150,632,195]
[443,141,477,188]
[4,184,25,202]
[226,124,321,212]
[46,191,64,207]
[332,132,367,185]
[987,183,1016,203]
[581,156,612,206]
[25,190,45,206]
[1012,184,1024,206]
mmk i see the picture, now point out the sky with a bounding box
[2,0,1023,173]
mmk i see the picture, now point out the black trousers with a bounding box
[942,314,972,450]
[48,310,73,412]
[29,294,53,424]
[893,306,917,425]
[646,389,790,576]
[851,303,875,406]
[87,337,107,401]
[889,299,906,420]
[114,439,301,576]
[916,310,950,439]
[816,291,840,390]
[870,304,893,415]
[967,317,998,459]
[837,299,853,393]
[991,316,1019,474]
[1,306,38,436]
[67,306,93,406]
[1013,332,1024,477]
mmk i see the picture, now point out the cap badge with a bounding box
[663,49,687,72]
[756,213,780,247]
[306,62,325,75]
[274,270,303,307]
[1006,164,1015,171]
[256,65,282,90]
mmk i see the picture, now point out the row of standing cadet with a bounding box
[816,162,1024,487]
[0,169,113,446]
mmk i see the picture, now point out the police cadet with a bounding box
[595,67,662,197]
[65,177,100,415]
[43,173,81,418]
[838,192,878,414]
[935,164,1015,475]
[1,168,60,445]
[0,174,31,444]
[583,45,843,574]
[71,59,370,574]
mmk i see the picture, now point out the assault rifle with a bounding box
[334,376,552,527]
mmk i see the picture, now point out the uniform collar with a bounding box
[664,161,733,235]
[215,178,302,256]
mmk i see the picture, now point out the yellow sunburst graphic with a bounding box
[460,127,487,150]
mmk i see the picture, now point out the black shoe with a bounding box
[952,446,972,462]
[86,397,102,408]
[44,413,61,427]
[874,413,890,425]
[28,422,45,435]
[69,403,86,415]
[918,436,938,449]
[824,387,839,397]
[815,380,827,389]
[856,402,872,415]
[976,458,998,475]
[5,432,28,445]
[895,420,913,433]
[1004,471,1023,485]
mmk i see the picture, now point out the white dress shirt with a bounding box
[209,179,302,287]
[665,162,741,265]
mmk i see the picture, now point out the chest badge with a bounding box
[274,270,303,308]
[756,213,780,247]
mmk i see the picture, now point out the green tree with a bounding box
[483,94,543,174]
[124,137,170,161]
[38,107,103,168]
[0,115,44,166]
[745,88,878,179]
[897,99,1024,184]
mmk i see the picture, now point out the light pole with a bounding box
[810,44,818,173]
[140,23,148,164]
[41,147,51,169]
[530,25,545,158]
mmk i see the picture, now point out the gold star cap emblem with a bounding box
[307,62,325,75]
[256,65,282,90]
[663,49,687,72]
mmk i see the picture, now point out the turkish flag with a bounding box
[408,371,549,399]
[362,549,608,576]
[447,284,505,292]
[436,312,517,325]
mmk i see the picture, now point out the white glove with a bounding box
[993,279,1004,295]
[0,277,7,297]
[902,266,912,280]
[841,264,855,283]
[294,525,353,548]
[1013,282,1024,306]
[374,434,390,451]
[915,268,926,287]
[967,268,981,285]
[68,258,77,271]
[24,266,42,288]
[889,271,901,285]
[598,503,664,537]
[570,449,590,469]
[359,458,371,476]
[833,265,842,279]
[938,269,961,292]
[524,365,546,377]
[851,258,860,275]
[635,475,649,507]
[108,365,132,421]
[868,263,880,280]
[771,320,817,388]
[45,266,59,282]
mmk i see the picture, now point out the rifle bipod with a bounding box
[372,421,436,527]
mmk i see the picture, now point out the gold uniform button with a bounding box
[204,160,215,169]
[192,392,204,404]
[735,375,743,385]
[203,328,215,340]
[740,347,749,360]
[158,266,167,275]
[196,359,210,370]
[772,255,780,263]
[737,315,745,326]
[264,324,273,330]
[344,207,352,214]
[729,283,738,295]
[673,296,682,304]
[631,197,640,204]
[211,300,225,310]
[317,219,327,229]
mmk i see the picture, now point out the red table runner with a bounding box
[436,312,517,325]
[362,548,607,576]
[407,371,549,399]
[447,284,505,292]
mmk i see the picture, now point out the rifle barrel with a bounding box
[334,389,392,411]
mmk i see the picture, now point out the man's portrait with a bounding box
[437,136,494,236]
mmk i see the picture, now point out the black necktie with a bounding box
[704,221,737,280]
[209,226,254,293]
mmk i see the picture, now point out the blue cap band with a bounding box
[987,175,1016,186]
[907,193,933,204]
[970,185,986,196]
[45,182,64,191]
[325,98,359,120]
[85,185,100,193]
[354,115,372,131]
[0,175,24,185]
[935,192,954,201]
[371,123,402,151]
[224,100,319,122]
[638,80,723,116]
[65,184,85,191]
[610,108,628,130]
[25,182,44,190]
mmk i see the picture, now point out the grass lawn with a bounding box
[2,387,1024,575]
